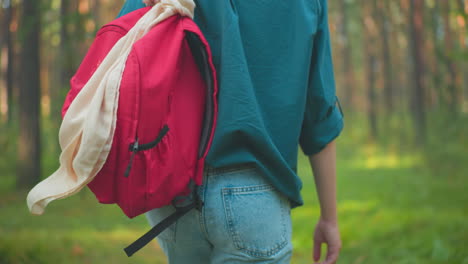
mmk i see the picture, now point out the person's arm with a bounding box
[309,140,341,264]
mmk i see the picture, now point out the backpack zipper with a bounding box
[124,125,170,178]
[124,138,139,178]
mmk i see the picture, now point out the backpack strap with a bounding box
[123,201,196,257]
[123,183,203,257]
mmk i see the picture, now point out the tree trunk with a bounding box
[409,0,427,145]
[17,0,41,188]
[367,54,378,140]
[93,0,102,31]
[363,1,379,140]
[338,0,355,110]
[393,0,409,112]
[377,0,394,113]
[442,0,459,113]
[457,0,468,108]
[6,5,15,125]
[54,0,73,123]
[76,0,88,55]
[428,0,444,109]
[1,2,15,124]
[0,5,5,122]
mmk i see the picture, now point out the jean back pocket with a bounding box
[222,184,291,257]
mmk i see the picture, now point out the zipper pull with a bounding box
[124,138,139,178]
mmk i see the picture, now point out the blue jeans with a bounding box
[145,164,293,263]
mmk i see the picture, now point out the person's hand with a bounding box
[313,217,342,264]
[143,0,159,6]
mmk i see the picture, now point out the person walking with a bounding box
[118,0,344,263]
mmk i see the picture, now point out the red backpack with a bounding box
[61,8,218,256]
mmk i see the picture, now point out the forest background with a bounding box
[0,0,467,263]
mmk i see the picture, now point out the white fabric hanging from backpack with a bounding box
[26,0,195,215]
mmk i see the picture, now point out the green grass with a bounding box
[0,189,167,264]
[292,142,468,264]
[1,114,467,263]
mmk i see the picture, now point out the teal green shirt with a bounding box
[118,0,344,207]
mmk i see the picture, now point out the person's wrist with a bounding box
[319,215,338,225]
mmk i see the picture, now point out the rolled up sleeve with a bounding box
[299,0,344,156]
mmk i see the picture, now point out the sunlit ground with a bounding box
[1,134,467,263]
[292,139,468,264]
